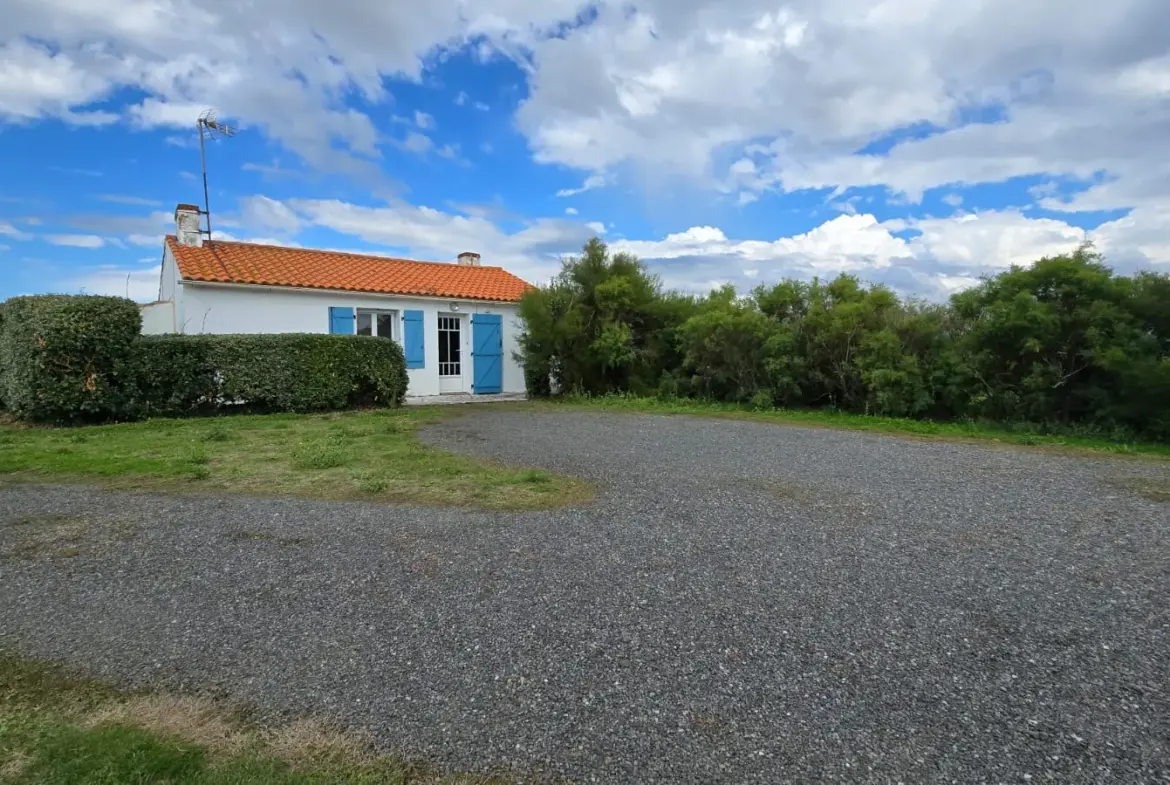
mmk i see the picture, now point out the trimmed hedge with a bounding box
[0,295,408,423]
[133,333,408,416]
[0,295,142,423]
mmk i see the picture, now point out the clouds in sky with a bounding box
[2,0,1170,299]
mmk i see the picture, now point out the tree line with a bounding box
[517,239,1170,441]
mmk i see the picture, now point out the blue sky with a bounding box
[2,0,1169,302]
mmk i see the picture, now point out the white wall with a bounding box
[173,282,525,397]
[140,301,174,334]
[159,245,178,302]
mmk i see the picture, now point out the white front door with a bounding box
[437,314,467,393]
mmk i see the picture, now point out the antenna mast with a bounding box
[196,109,236,243]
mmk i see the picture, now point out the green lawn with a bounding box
[0,652,505,784]
[545,395,1170,460]
[0,408,590,510]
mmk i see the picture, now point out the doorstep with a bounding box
[403,392,529,406]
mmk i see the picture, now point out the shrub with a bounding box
[132,333,407,416]
[0,295,141,423]
[133,335,219,418]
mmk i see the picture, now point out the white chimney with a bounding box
[457,251,481,266]
[175,203,203,247]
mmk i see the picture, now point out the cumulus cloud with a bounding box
[47,234,108,248]
[510,0,1170,216]
[0,222,34,241]
[3,0,585,176]
[238,195,301,234]
[10,0,1170,300]
[556,174,608,197]
[69,265,162,301]
[284,197,597,285]
[613,208,1162,299]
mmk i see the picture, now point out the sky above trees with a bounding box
[2,0,1169,301]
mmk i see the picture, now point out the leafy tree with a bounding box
[517,237,1170,440]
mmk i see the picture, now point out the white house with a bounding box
[141,204,531,400]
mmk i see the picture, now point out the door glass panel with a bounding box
[356,312,372,336]
[438,316,461,377]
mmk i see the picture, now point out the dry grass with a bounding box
[1,651,523,783]
[1,514,138,561]
[263,718,375,769]
[0,750,30,780]
[84,694,252,757]
[1,514,85,560]
[1108,476,1170,502]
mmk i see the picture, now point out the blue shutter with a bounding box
[329,306,354,334]
[403,310,424,368]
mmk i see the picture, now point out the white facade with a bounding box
[143,243,526,398]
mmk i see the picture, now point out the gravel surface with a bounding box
[2,408,1169,783]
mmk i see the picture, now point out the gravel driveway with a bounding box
[2,408,1168,783]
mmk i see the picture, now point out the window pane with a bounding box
[377,313,395,338]
[439,328,451,364]
[449,332,460,363]
[356,312,372,336]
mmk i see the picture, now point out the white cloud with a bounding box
[47,234,107,248]
[99,194,162,207]
[286,197,598,285]
[611,208,1164,299]
[69,265,161,302]
[454,91,468,106]
[507,0,1170,219]
[414,110,434,130]
[400,131,433,155]
[942,193,964,207]
[0,39,119,125]
[585,221,607,234]
[129,99,209,129]
[556,174,608,197]
[3,0,584,176]
[238,194,301,234]
[0,222,33,241]
[565,207,578,215]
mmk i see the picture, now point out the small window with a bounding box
[438,315,461,377]
[356,309,397,339]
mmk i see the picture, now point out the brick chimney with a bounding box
[175,203,203,247]
[457,251,481,266]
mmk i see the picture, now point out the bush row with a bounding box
[519,240,1170,441]
[0,295,407,423]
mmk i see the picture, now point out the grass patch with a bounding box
[0,651,511,784]
[291,439,349,470]
[0,408,590,511]
[548,395,1170,460]
[1,514,139,562]
[225,531,315,547]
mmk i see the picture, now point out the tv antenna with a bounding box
[196,109,235,242]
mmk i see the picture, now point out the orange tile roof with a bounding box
[166,236,531,303]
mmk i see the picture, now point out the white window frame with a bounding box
[437,314,462,378]
[355,308,399,341]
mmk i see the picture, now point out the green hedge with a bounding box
[133,333,408,417]
[0,295,408,423]
[0,295,142,423]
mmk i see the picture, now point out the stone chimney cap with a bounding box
[174,203,204,247]
[457,251,481,266]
